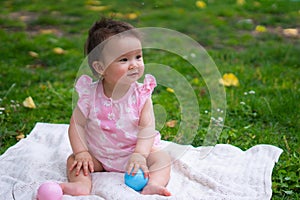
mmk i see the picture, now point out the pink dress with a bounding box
[75,74,161,172]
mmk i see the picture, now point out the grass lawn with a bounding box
[0,0,299,199]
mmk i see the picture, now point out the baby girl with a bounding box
[60,17,171,196]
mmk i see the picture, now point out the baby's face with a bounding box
[101,36,144,86]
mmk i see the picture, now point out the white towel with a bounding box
[0,123,282,200]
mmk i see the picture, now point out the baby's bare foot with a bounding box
[60,182,91,196]
[141,183,171,196]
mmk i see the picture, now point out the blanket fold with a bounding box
[0,123,282,200]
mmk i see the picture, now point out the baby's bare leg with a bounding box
[142,149,171,196]
[60,154,104,196]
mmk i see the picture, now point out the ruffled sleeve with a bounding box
[75,75,93,118]
[137,74,157,110]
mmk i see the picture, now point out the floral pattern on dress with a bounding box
[75,74,160,172]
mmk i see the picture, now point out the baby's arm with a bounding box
[68,107,94,175]
[127,98,156,177]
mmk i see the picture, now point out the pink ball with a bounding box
[37,182,63,200]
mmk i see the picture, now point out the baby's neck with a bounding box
[102,80,131,100]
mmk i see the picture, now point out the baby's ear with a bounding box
[92,61,105,74]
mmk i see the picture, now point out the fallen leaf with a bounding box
[192,78,199,85]
[237,0,245,5]
[196,1,206,8]
[255,25,267,33]
[199,88,207,97]
[109,12,124,18]
[29,51,39,58]
[53,47,66,55]
[23,96,36,109]
[16,133,25,140]
[166,87,174,93]
[39,29,57,34]
[166,120,177,128]
[86,5,108,11]
[126,13,138,20]
[283,28,298,37]
[219,73,239,87]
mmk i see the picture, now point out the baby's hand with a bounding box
[126,153,149,178]
[70,151,94,176]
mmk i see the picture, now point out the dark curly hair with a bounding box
[85,17,140,76]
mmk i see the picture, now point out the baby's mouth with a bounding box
[128,71,139,77]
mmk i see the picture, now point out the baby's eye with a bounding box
[119,58,128,62]
[136,55,142,59]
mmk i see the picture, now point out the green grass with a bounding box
[0,0,299,198]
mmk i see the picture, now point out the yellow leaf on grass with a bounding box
[29,51,39,58]
[53,47,66,55]
[237,0,245,5]
[255,25,267,33]
[23,96,36,109]
[86,5,108,11]
[16,133,25,140]
[283,28,298,37]
[192,78,199,85]
[166,120,177,128]
[39,29,57,35]
[219,73,239,87]
[196,1,206,8]
[109,12,124,18]
[166,87,174,93]
[126,13,138,20]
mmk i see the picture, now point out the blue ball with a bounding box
[124,169,149,191]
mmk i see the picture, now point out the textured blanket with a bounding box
[0,123,282,200]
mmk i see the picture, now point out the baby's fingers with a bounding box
[82,160,94,176]
[126,162,134,175]
[140,165,149,178]
[69,160,78,171]
[75,162,83,176]
[88,160,94,173]
[82,161,89,176]
[132,164,140,176]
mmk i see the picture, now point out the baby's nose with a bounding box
[129,61,138,70]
